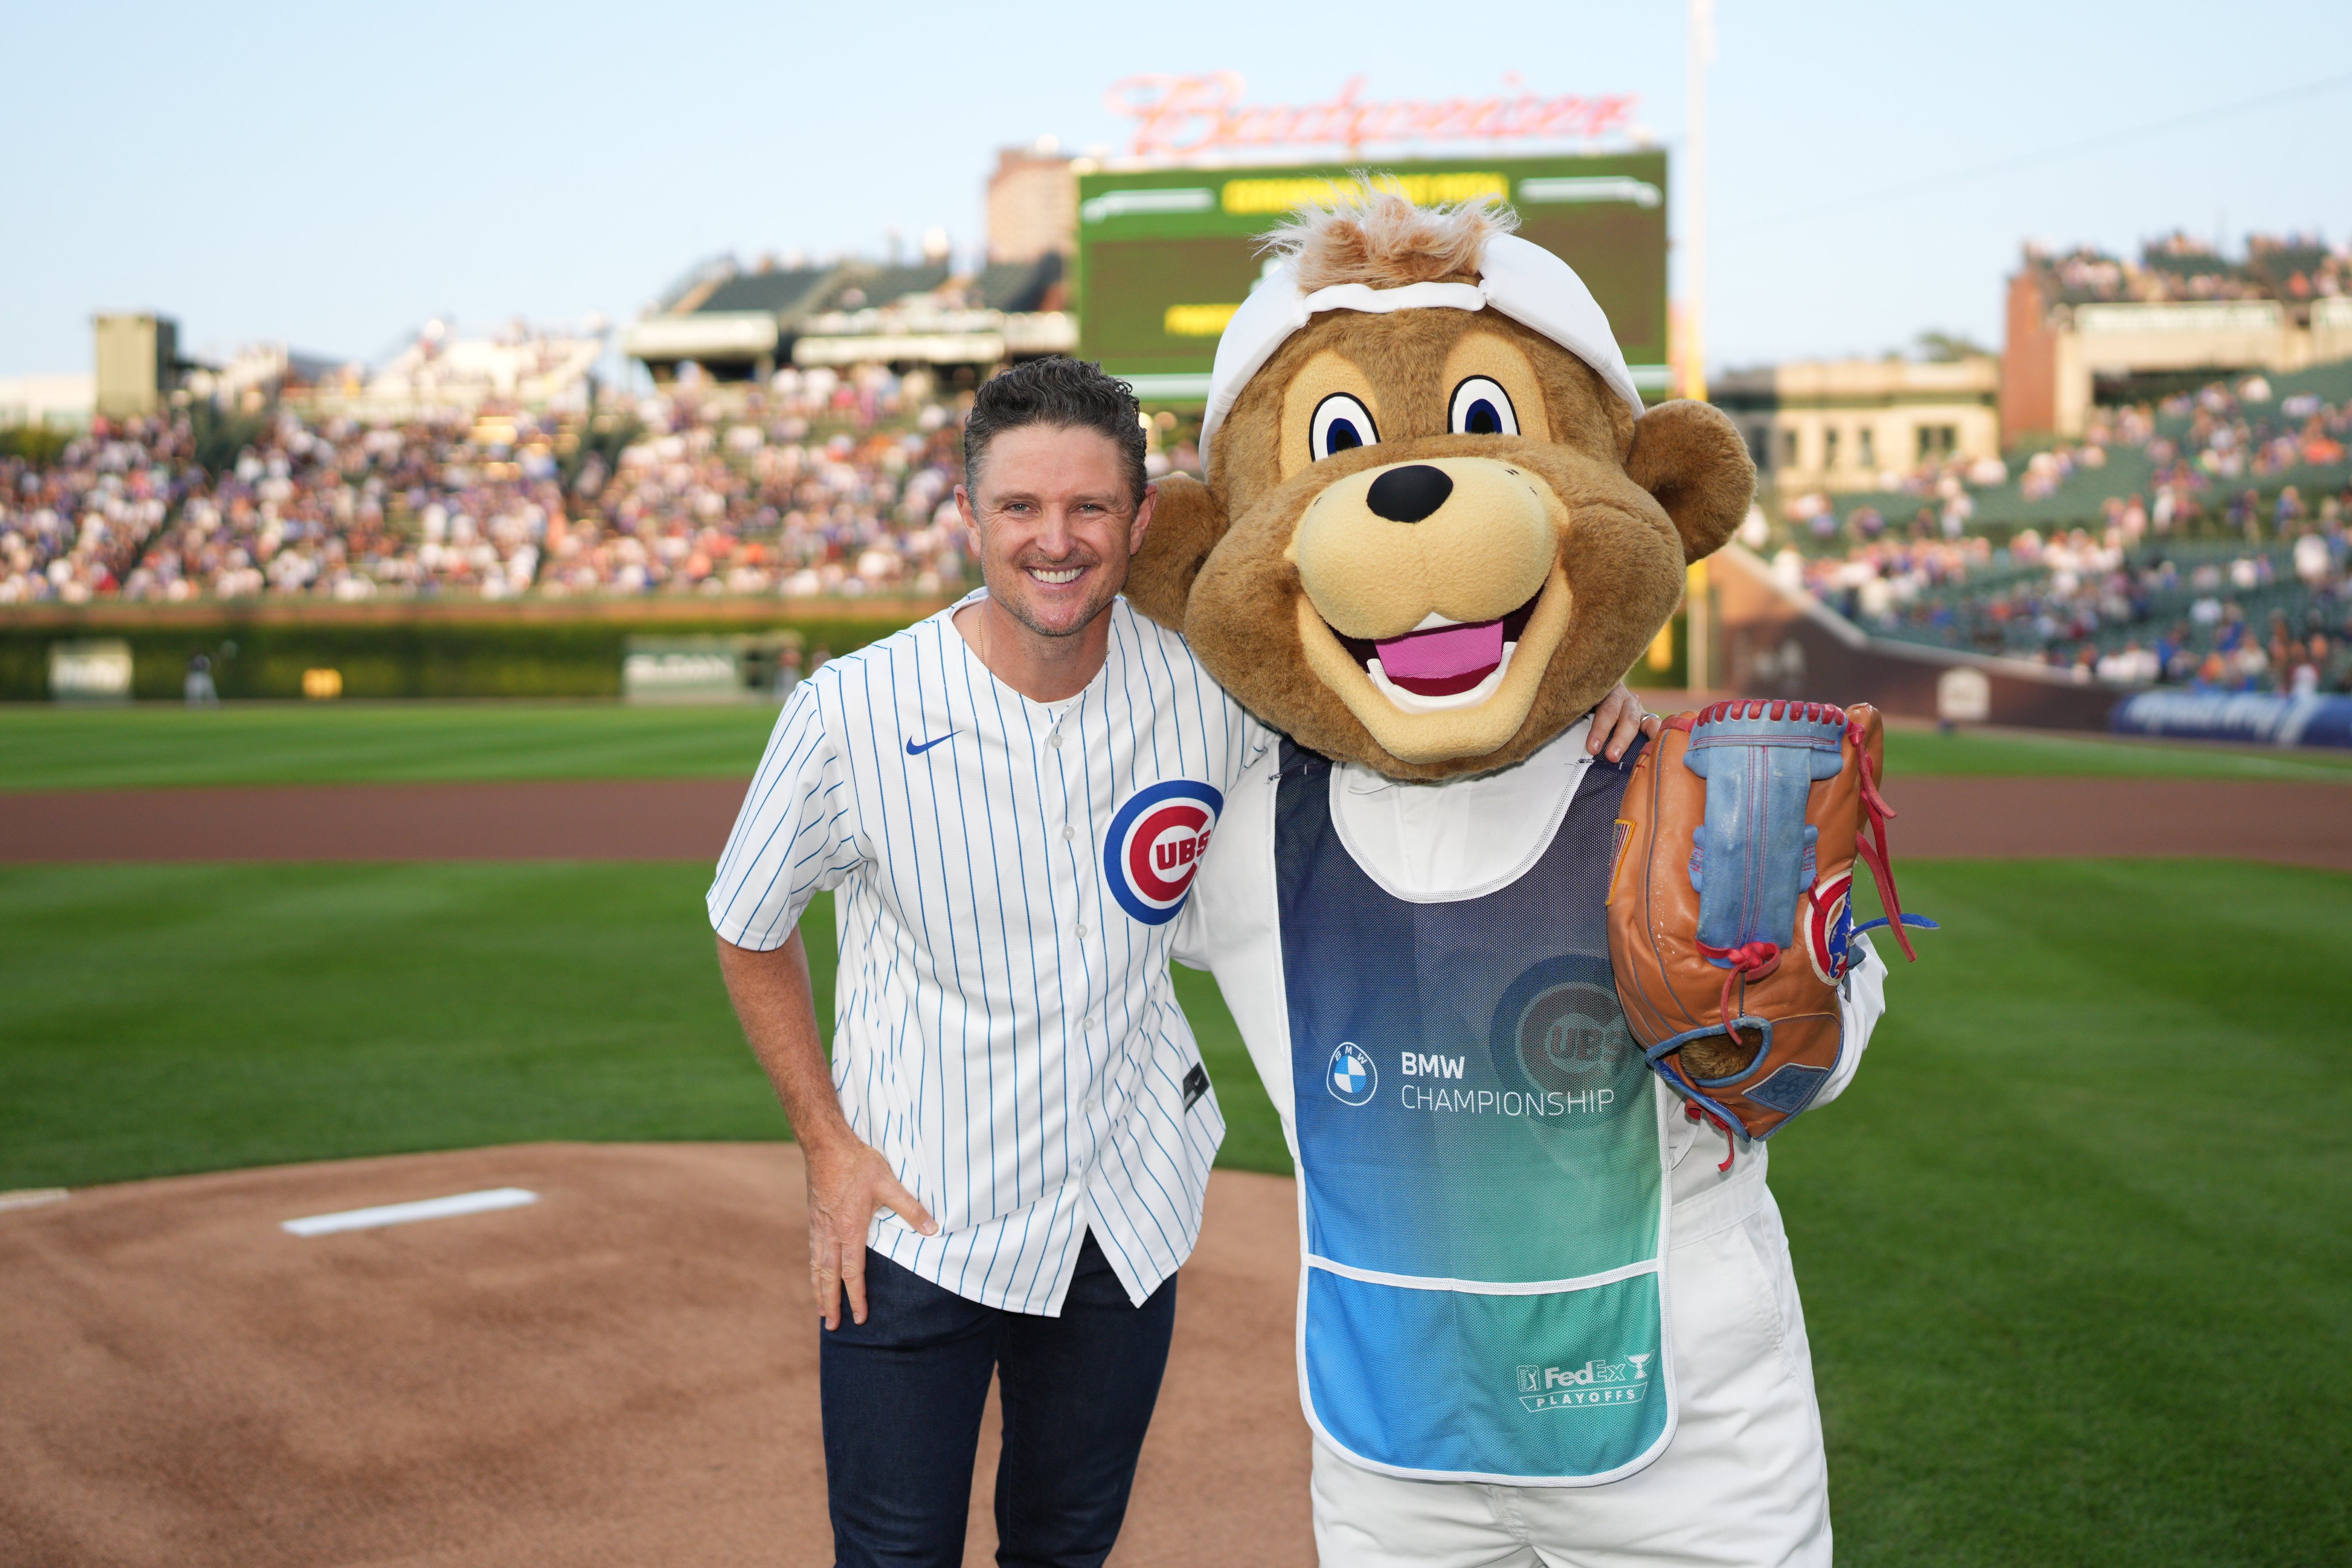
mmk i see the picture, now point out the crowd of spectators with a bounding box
[1775,355,2352,699]
[1793,513,2352,694]
[1784,372,2352,549]
[9,338,2346,699]
[0,363,1084,607]
[1788,444,2352,696]
[2034,231,2352,307]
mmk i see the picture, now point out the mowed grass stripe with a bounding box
[1881,722,2352,783]
[0,702,783,791]
[5,700,2350,791]
[0,864,789,1184]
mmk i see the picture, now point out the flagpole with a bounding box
[1684,0,1715,694]
[1685,0,1711,403]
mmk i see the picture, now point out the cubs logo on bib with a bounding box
[1103,779,1224,925]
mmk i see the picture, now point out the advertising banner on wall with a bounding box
[2110,690,2352,750]
[48,639,133,702]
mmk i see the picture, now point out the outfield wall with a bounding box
[1710,544,2125,729]
[0,598,946,702]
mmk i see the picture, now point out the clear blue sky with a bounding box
[7,1,2346,379]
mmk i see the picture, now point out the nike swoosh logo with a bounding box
[905,733,958,756]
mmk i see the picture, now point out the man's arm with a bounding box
[715,932,937,1330]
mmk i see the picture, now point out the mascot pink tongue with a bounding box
[1373,620,1504,695]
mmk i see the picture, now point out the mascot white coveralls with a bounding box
[1145,192,1893,1567]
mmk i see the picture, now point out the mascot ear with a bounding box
[1125,473,1231,632]
[1623,400,1756,565]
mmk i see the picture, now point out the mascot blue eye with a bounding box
[1448,377,1521,438]
[1309,393,1380,462]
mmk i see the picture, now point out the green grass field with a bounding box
[3,857,2345,1563]
[0,870,1281,1189]
[6,699,2351,791]
[0,702,783,791]
[1878,722,2352,782]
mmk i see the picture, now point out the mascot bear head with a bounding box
[1127,185,1755,781]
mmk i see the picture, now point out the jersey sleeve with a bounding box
[1171,870,1214,971]
[1239,710,1278,770]
[707,676,862,951]
[1175,727,1271,972]
[1812,932,1889,1109]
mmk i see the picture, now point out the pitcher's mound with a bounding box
[0,1144,1311,1567]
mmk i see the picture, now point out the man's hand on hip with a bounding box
[803,1130,938,1329]
[714,931,941,1330]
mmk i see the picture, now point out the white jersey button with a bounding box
[1061,825,1076,841]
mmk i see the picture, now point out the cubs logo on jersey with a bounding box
[1103,779,1224,925]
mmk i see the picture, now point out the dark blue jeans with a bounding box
[818,1233,1177,1568]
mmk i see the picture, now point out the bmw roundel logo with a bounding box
[1328,1041,1378,1106]
[1103,779,1224,926]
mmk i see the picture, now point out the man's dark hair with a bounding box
[962,358,1148,509]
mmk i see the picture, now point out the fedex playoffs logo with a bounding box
[1103,779,1223,925]
[1515,1353,1653,1412]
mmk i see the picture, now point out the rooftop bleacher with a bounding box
[1790,356,2352,542]
[974,253,1063,314]
[694,267,835,317]
[2032,231,2351,309]
[830,264,953,312]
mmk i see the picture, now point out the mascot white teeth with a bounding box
[1127,182,1925,1567]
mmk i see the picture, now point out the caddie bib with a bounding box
[1275,742,1674,1485]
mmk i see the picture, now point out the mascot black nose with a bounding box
[1365,464,1454,524]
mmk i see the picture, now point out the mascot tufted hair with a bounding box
[1266,177,1516,292]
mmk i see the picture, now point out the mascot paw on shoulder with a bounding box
[1128,183,1753,779]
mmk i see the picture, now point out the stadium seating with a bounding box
[0,373,985,606]
[1779,354,2352,696]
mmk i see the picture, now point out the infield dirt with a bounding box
[5,775,2349,868]
[0,1142,1312,1568]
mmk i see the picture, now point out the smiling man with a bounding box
[709,358,1256,1568]
[707,357,1647,1567]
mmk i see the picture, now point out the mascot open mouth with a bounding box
[1290,561,1573,763]
[1330,595,1541,713]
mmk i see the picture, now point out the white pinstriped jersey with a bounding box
[709,593,1265,1314]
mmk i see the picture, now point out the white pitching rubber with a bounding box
[283,1186,538,1237]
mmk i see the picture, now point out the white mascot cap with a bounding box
[1196,233,1644,474]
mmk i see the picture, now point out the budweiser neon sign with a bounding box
[1107,73,1638,160]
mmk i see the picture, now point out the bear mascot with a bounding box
[1127,187,1894,1567]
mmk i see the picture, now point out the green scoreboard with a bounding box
[1073,152,1669,403]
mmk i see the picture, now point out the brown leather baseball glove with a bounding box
[1607,700,1931,1149]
